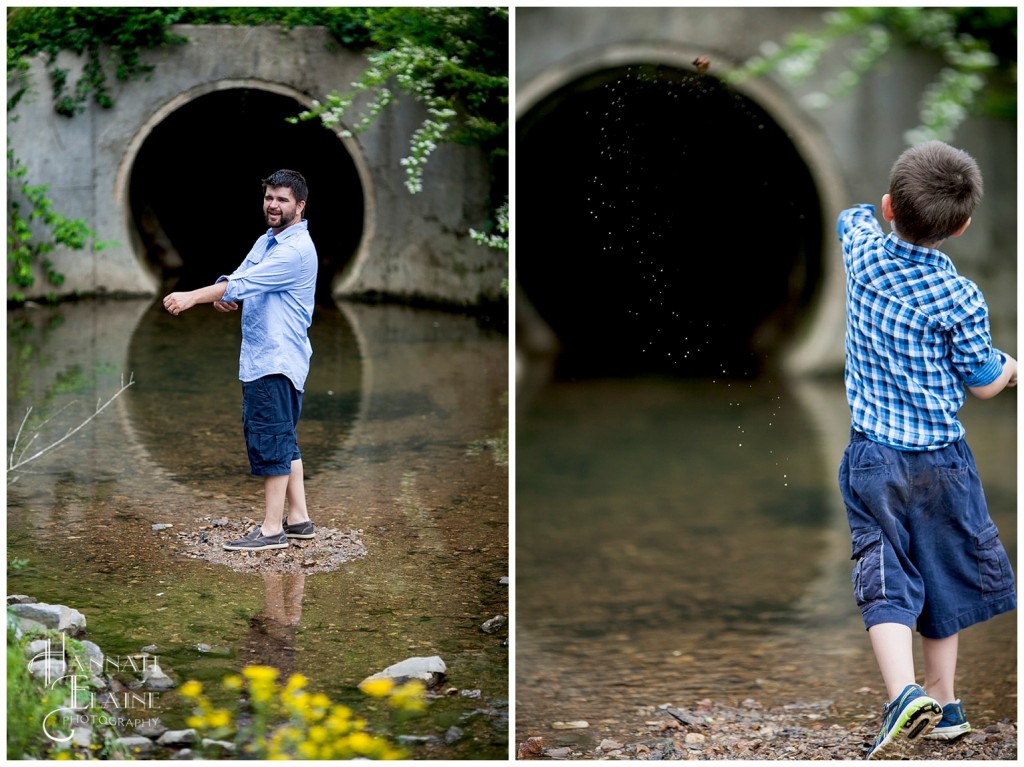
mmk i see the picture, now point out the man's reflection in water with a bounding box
[243,572,306,677]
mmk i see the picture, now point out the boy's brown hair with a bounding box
[887,140,983,244]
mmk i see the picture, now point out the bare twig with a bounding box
[8,372,136,475]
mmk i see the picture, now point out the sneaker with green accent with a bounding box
[923,700,971,741]
[866,683,942,760]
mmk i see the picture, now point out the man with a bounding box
[163,169,318,551]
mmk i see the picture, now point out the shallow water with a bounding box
[7,298,509,759]
[515,374,1016,749]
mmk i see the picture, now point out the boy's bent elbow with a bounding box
[968,383,1000,400]
[968,355,1017,399]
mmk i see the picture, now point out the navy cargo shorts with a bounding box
[241,374,302,476]
[838,429,1016,639]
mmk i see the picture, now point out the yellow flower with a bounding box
[347,731,377,754]
[308,724,328,744]
[207,708,233,728]
[389,680,427,711]
[178,680,203,698]
[222,674,243,691]
[186,715,206,729]
[285,673,308,690]
[250,686,274,704]
[359,677,395,698]
[326,705,353,734]
[242,665,279,683]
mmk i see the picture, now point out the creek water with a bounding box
[7,298,509,759]
[515,372,1016,750]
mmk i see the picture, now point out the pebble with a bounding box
[481,614,507,634]
[552,720,590,729]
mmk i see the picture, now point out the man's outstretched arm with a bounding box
[163,281,230,316]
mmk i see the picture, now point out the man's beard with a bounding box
[266,210,298,229]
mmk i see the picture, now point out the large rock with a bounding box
[9,602,87,636]
[113,736,155,756]
[28,658,67,681]
[362,656,447,689]
[142,659,176,690]
[157,729,198,747]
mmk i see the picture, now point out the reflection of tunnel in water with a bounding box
[518,64,823,377]
[129,87,364,302]
[126,301,362,488]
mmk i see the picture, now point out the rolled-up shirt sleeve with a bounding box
[949,282,1003,387]
[220,246,301,302]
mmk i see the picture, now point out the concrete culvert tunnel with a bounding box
[129,87,364,302]
[518,63,824,378]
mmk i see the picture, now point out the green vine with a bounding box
[727,7,1016,145]
[6,148,102,303]
[7,7,187,116]
[7,8,181,302]
[292,7,508,249]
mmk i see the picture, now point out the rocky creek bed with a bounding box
[163,516,367,574]
[518,696,1017,761]
[9,595,508,759]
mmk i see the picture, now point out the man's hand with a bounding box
[163,291,196,316]
[164,282,230,315]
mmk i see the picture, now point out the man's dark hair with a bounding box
[262,169,308,203]
[888,141,982,244]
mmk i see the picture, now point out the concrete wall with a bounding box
[8,24,506,306]
[517,7,1016,374]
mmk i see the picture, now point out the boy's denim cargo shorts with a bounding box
[242,374,302,476]
[839,429,1016,639]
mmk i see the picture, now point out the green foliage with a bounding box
[7,625,49,758]
[292,7,509,233]
[6,621,73,759]
[7,148,104,303]
[7,624,136,760]
[728,7,1016,145]
[7,7,187,116]
[174,7,375,48]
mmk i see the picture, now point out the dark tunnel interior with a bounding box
[129,88,364,303]
[518,64,823,378]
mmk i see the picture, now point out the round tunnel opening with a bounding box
[129,87,364,302]
[518,63,823,378]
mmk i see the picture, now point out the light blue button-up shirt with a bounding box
[217,220,317,392]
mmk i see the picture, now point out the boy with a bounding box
[837,141,1016,760]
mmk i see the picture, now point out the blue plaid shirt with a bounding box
[838,205,1004,450]
[218,220,317,392]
